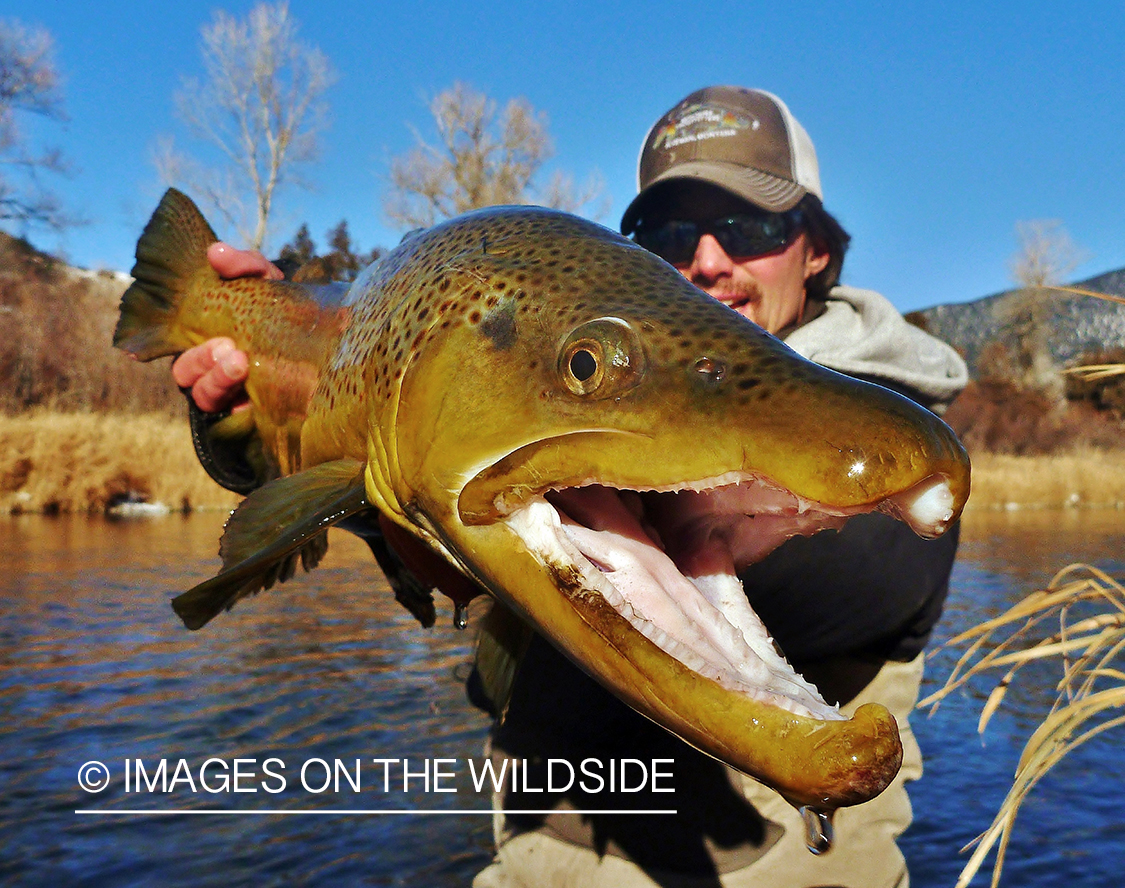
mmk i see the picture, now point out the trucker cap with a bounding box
[620,86,822,234]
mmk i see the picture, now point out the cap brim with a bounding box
[620,163,806,234]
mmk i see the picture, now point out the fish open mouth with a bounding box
[503,474,956,721]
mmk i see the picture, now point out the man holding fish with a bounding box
[170,86,968,886]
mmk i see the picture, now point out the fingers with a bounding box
[172,338,250,413]
[207,242,284,281]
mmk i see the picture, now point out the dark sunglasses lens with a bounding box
[713,214,792,257]
[634,221,699,265]
[633,211,799,264]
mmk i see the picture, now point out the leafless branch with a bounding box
[156,2,334,251]
[1009,219,1089,289]
[384,82,604,231]
[0,19,71,230]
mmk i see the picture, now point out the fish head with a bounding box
[363,206,970,809]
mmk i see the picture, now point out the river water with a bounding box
[1,509,1122,886]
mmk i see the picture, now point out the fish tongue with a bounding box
[546,486,662,549]
[545,487,840,720]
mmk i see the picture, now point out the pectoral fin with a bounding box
[172,458,368,630]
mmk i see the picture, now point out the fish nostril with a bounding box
[694,357,727,385]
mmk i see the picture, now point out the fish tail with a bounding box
[113,188,218,360]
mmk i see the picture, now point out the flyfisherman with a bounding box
[172,85,968,887]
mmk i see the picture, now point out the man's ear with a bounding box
[803,240,831,279]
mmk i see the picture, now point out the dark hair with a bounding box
[798,194,850,301]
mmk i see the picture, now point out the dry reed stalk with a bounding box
[1053,284,1125,307]
[0,411,240,513]
[921,564,1125,887]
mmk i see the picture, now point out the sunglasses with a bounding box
[631,209,804,266]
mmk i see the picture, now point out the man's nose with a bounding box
[686,233,733,285]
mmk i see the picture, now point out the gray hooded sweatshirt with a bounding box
[785,285,968,412]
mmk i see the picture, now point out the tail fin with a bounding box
[114,189,218,360]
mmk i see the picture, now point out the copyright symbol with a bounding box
[78,761,110,793]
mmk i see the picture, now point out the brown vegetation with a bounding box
[3,216,1122,515]
[943,379,1124,455]
[0,231,180,413]
[1065,347,1125,419]
[3,409,1122,515]
[0,411,238,514]
[968,449,1125,510]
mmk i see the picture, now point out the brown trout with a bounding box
[115,189,970,810]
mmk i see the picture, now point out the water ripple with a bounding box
[2,512,1123,886]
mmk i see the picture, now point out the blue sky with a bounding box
[6,0,1125,312]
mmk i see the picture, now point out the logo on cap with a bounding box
[652,103,760,152]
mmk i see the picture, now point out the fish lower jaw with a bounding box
[506,493,844,723]
[602,577,842,722]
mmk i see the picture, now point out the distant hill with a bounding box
[908,269,1125,377]
[0,230,177,413]
[907,269,1125,453]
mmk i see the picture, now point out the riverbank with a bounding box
[0,411,239,515]
[967,449,1125,510]
[3,411,1125,514]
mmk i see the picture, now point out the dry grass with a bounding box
[4,410,1124,515]
[967,449,1125,510]
[964,345,1125,510]
[920,564,1125,887]
[0,411,240,514]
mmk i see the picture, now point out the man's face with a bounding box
[635,182,829,336]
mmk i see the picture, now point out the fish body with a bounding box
[115,189,970,810]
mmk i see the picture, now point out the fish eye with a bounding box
[559,317,645,399]
[569,347,599,382]
[562,339,604,394]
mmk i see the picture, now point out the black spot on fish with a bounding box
[479,298,518,351]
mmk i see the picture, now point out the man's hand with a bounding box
[173,337,250,413]
[171,243,283,413]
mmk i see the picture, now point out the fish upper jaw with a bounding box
[877,474,958,538]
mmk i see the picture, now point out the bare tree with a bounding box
[384,82,604,231]
[156,2,334,251]
[1008,219,1088,288]
[0,19,69,230]
[1004,220,1090,397]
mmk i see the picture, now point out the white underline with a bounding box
[75,808,678,816]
